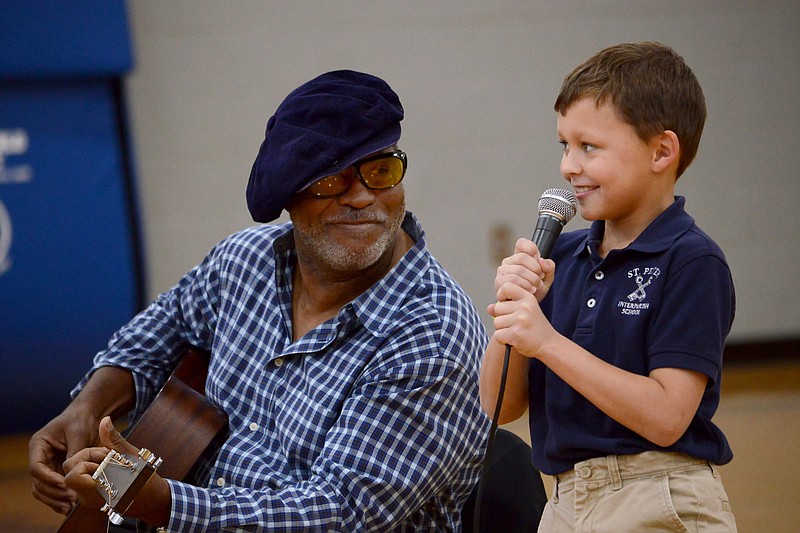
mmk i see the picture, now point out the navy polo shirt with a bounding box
[530,197,735,475]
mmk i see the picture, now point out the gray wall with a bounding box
[125,0,800,342]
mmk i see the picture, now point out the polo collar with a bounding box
[574,196,695,257]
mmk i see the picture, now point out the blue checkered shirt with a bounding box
[77,212,490,532]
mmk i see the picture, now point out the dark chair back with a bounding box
[462,429,548,532]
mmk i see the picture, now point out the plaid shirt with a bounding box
[77,212,490,532]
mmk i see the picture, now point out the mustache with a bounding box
[324,211,387,224]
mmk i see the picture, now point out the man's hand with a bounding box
[61,417,135,510]
[62,417,172,527]
[29,365,136,514]
[29,409,101,514]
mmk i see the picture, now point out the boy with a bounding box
[480,42,737,531]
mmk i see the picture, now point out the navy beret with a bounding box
[246,70,404,222]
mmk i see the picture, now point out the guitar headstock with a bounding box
[92,448,162,525]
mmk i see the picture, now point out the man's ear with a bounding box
[652,130,680,173]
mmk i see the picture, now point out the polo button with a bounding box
[579,466,592,478]
[594,271,604,280]
[216,477,226,487]
[587,298,596,308]
[249,422,259,431]
[274,358,284,367]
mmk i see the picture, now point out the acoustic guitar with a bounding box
[56,346,229,532]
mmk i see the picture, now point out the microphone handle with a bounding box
[531,214,565,259]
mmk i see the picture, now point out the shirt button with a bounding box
[274,358,284,367]
[594,271,604,280]
[587,298,596,308]
[249,422,259,431]
[216,477,226,487]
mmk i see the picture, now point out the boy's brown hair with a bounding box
[555,41,705,179]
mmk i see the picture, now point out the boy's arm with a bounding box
[536,332,707,447]
[492,282,707,447]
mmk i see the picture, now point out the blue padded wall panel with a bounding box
[0,0,133,78]
[0,1,142,433]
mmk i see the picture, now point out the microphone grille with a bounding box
[538,188,578,223]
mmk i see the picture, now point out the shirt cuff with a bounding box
[165,479,213,533]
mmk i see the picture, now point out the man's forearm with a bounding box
[69,366,136,421]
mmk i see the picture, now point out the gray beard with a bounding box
[294,206,406,272]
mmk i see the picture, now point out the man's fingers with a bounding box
[29,442,76,515]
[62,446,110,475]
[31,478,76,515]
[29,459,66,486]
[63,457,106,509]
[64,458,99,479]
[98,416,138,455]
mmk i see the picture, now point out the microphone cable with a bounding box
[472,343,511,531]
[471,188,576,531]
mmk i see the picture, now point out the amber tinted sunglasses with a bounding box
[305,150,407,197]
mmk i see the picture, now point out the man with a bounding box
[29,70,490,531]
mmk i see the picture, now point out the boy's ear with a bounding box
[652,130,680,173]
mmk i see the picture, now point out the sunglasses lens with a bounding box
[306,174,349,197]
[305,152,406,197]
[359,155,405,189]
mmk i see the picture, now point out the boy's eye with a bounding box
[559,140,597,153]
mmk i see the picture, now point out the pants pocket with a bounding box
[665,465,738,532]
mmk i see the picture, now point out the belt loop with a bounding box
[553,474,560,503]
[607,455,622,491]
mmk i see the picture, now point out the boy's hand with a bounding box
[494,238,555,303]
[489,282,557,358]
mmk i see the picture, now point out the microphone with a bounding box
[472,189,578,531]
[472,187,577,531]
[530,188,577,258]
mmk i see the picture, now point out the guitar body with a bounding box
[57,347,228,532]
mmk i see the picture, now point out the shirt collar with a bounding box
[574,196,695,257]
[276,211,428,341]
[350,211,429,337]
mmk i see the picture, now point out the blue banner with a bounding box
[0,0,132,78]
[0,1,142,433]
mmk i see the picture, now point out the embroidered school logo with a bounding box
[618,266,661,315]
[628,274,652,302]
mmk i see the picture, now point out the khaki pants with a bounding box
[538,451,737,532]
